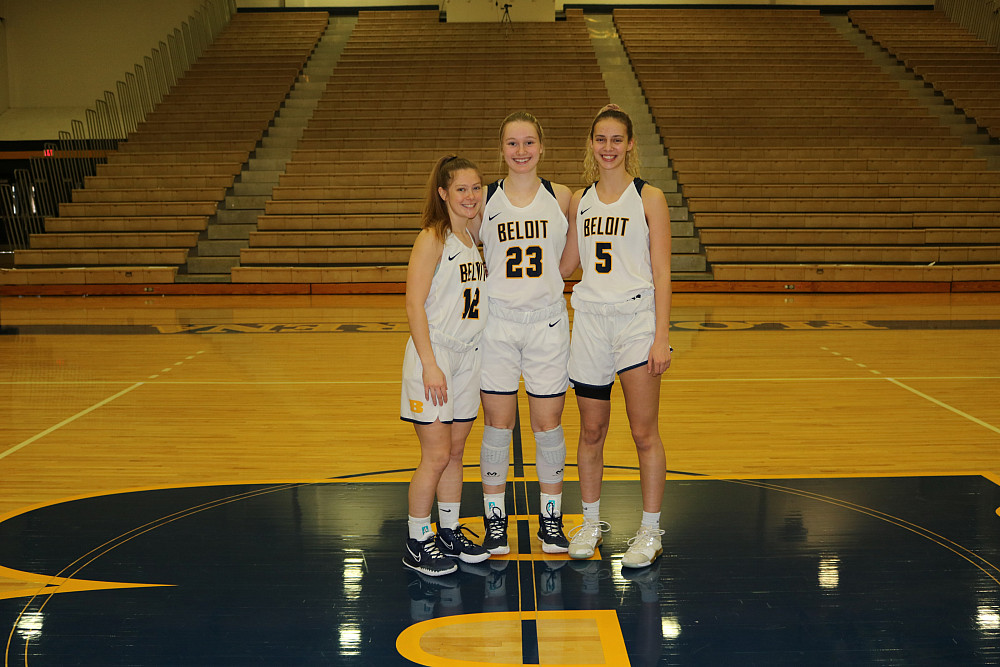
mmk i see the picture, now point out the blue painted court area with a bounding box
[2,477,999,665]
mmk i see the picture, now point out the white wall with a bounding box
[5,0,207,109]
[444,0,554,22]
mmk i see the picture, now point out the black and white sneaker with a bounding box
[538,513,569,553]
[482,507,510,555]
[436,525,491,564]
[403,535,458,577]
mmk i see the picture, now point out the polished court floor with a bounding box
[1,292,999,665]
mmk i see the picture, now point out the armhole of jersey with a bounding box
[486,180,501,205]
[541,178,556,199]
[634,177,646,195]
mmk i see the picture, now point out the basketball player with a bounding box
[559,105,673,568]
[473,112,574,556]
[401,156,492,576]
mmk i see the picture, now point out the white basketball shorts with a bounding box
[480,301,569,398]
[400,336,482,424]
[567,307,655,390]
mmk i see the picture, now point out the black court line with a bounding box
[4,319,1000,335]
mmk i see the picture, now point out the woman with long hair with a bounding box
[560,104,673,568]
[401,155,492,576]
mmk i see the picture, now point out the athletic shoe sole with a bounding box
[568,536,602,559]
[453,550,491,564]
[621,547,663,569]
[541,541,569,554]
[402,557,458,577]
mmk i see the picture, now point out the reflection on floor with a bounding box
[3,476,999,665]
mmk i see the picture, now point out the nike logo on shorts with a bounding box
[549,320,560,327]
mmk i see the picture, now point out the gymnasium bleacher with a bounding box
[850,9,1000,140]
[231,8,604,285]
[6,11,328,286]
[614,8,1000,284]
[2,6,999,290]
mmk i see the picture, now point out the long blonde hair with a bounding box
[421,155,482,242]
[582,104,641,184]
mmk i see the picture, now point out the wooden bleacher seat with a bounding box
[850,9,1000,139]
[12,12,329,284]
[614,7,1000,284]
[232,9,608,285]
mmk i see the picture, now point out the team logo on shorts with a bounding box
[409,400,424,413]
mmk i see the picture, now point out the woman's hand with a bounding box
[423,364,448,406]
[647,339,672,377]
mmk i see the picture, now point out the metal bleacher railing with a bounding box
[0,0,236,250]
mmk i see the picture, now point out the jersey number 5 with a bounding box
[462,287,480,319]
[595,242,613,274]
[506,246,543,278]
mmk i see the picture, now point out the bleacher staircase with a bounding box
[179,15,355,283]
[4,7,999,290]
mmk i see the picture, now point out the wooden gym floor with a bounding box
[1,291,999,665]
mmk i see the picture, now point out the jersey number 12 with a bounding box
[462,287,480,319]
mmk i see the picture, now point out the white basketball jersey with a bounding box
[424,229,488,344]
[480,179,568,311]
[572,178,652,306]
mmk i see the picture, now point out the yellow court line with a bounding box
[0,381,145,461]
[887,377,1000,435]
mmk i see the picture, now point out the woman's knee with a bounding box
[630,426,663,454]
[579,422,609,449]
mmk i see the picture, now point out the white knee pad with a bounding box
[534,426,566,485]
[480,425,512,485]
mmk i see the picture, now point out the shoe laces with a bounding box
[627,526,665,548]
[450,524,481,548]
[420,537,447,558]
[539,514,564,539]
[568,519,610,540]
[485,508,507,540]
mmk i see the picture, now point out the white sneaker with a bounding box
[621,526,665,569]
[567,519,610,559]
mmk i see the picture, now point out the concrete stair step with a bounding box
[672,254,707,272]
[223,195,268,209]
[186,256,240,273]
[248,158,288,171]
[209,223,256,240]
[254,148,295,160]
[198,239,248,256]
[239,171,281,184]
[260,135,300,148]
[673,237,701,253]
[232,182,276,197]
[217,209,260,225]
[175,273,232,283]
[673,271,714,281]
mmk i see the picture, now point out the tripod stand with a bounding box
[500,3,513,36]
